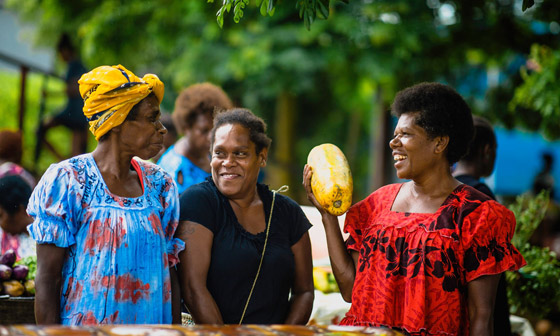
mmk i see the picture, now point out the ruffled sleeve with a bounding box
[160,174,185,267]
[344,199,366,252]
[26,164,79,247]
[461,200,526,282]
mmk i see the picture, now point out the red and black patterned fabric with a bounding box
[340,183,526,336]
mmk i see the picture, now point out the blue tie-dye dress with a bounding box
[27,153,185,325]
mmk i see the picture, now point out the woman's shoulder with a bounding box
[41,153,94,182]
[447,184,512,221]
[181,179,217,199]
[356,183,402,207]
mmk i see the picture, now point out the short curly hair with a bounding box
[211,108,272,155]
[172,83,233,134]
[391,82,474,164]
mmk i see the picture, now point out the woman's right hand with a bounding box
[303,164,336,219]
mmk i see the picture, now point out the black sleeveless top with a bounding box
[179,178,312,324]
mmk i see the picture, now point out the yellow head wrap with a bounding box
[78,64,164,140]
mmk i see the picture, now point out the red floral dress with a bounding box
[340,183,526,335]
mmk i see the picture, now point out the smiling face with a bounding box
[119,95,167,160]
[389,112,445,180]
[211,123,267,200]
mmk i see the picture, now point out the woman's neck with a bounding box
[92,144,134,180]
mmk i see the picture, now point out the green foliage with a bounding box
[4,0,560,199]
[507,191,560,318]
[510,45,560,140]
[209,0,338,30]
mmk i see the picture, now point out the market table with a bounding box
[0,297,35,325]
[0,325,403,335]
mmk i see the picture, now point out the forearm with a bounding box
[322,214,355,301]
[284,291,314,325]
[184,287,223,324]
[469,308,493,336]
[170,267,181,324]
[34,276,61,324]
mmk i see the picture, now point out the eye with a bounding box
[235,151,248,157]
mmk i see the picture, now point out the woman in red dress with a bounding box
[303,82,525,336]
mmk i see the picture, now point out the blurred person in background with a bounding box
[304,82,526,336]
[176,108,314,324]
[531,152,560,258]
[36,33,88,159]
[0,129,36,188]
[27,65,184,325]
[452,115,512,336]
[157,83,233,195]
[0,175,35,259]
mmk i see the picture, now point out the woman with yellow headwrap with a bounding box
[27,65,185,325]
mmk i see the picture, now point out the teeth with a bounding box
[394,155,407,161]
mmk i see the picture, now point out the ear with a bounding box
[258,147,268,167]
[434,135,449,155]
[483,143,492,158]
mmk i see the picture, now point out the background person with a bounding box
[304,82,526,336]
[0,129,36,188]
[0,175,35,259]
[176,108,314,324]
[27,64,184,325]
[35,33,89,159]
[452,115,512,335]
[157,83,233,194]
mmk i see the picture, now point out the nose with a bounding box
[222,154,237,167]
[157,120,168,135]
[389,135,400,149]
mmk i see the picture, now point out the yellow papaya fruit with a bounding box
[313,267,330,293]
[307,143,353,216]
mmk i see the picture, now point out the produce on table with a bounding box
[24,279,35,296]
[3,280,25,297]
[313,266,340,294]
[12,265,29,280]
[0,249,16,267]
[0,264,13,280]
[307,143,353,216]
[0,252,36,297]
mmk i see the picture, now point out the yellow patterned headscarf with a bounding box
[78,64,164,140]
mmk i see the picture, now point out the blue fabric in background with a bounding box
[487,127,560,201]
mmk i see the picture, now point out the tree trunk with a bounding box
[266,91,297,199]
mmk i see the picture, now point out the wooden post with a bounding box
[18,65,28,132]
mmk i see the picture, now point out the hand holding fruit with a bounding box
[304,144,353,216]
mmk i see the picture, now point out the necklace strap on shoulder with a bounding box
[273,185,289,194]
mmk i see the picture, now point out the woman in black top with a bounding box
[176,108,314,324]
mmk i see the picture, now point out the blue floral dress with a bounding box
[157,145,210,195]
[27,153,185,325]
